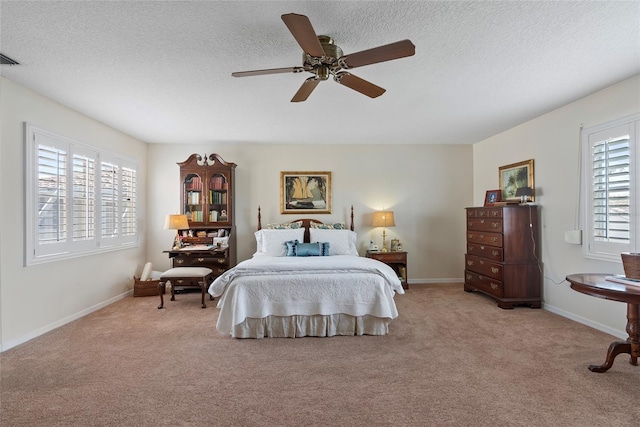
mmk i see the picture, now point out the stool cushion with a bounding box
[161,267,213,278]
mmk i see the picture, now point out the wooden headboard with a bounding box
[258,206,354,243]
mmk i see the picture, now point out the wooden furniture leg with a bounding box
[156,267,212,309]
[588,303,639,373]
[158,280,165,309]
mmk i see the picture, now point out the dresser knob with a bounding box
[491,283,498,290]
[480,219,485,224]
[491,237,498,242]
[467,260,474,266]
[480,245,485,250]
[466,274,472,280]
[175,259,184,264]
[197,258,205,262]
[218,258,225,264]
[468,234,473,239]
[491,211,498,217]
[492,222,498,228]
[492,250,499,256]
[491,267,499,274]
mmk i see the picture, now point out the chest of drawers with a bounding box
[464,206,541,309]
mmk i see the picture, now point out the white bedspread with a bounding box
[208,255,404,335]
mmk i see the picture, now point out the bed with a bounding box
[208,207,404,338]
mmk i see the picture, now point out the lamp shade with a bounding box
[164,214,189,230]
[372,211,396,228]
[515,187,533,197]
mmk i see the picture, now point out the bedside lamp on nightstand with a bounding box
[164,214,189,250]
[372,210,396,252]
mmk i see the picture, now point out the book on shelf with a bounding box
[604,275,640,287]
[186,176,202,190]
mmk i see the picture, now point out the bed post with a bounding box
[257,206,262,230]
[350,205,354,231]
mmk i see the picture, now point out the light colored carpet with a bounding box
[1,283,637,426]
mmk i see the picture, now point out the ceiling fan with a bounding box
[232,13,416,102]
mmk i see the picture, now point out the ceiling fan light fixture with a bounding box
[317,65,330,80]
[318,35,343,59]
[232,13,415,102]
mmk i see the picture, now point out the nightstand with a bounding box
[366,250,408,289]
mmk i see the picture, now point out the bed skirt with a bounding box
[230,314,391,338]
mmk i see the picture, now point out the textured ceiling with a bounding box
[1,1,639,145]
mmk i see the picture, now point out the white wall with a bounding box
[146,143,474,282]
[473,74,640,338]
[0,77,148,350]
[6,71,635,350]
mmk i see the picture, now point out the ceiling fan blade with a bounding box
[232,66,305,77]
[335,73,385,98]
[281,13,325,57]
[341,39,415,69]
[291,77,320,102]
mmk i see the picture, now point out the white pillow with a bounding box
[254,228,305,257]
[309,229,358,256]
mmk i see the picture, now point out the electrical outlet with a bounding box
[564,229,582,245]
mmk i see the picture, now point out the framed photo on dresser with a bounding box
[484,189,501,206]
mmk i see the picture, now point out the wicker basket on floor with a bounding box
[133,276,165,297]
[621,253,640,280]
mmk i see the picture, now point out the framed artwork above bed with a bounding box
[280,171,332,214]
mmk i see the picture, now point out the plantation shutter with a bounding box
[36,141,68,256]
[100,161,119,241]
[72,152,96,243]
[121,165,137,240]
[588,123,633,256]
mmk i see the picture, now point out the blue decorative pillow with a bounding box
[285,240,330,257]
[319,242,330,256]
[285,240,300,257]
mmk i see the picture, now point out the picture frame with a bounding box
[499,159,534,202]
[484,189,501,207]
[280,171,332,214]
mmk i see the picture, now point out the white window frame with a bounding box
[582,113,639,262]
[25,123,139,266]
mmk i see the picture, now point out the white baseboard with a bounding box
[407,280,627,339]
[408,278,463,285]
[543,302,626,340]
[1,290,133,352]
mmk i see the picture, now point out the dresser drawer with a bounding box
[464,270,503,298]
[466,243,503,262]
[466,231,503,247]
[369,252,406,263]
[173,256,226,266]
[467,218,503,232]
[465,255,503,280]
[467,208,503,218]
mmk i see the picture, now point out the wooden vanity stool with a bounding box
[158,267,214,309]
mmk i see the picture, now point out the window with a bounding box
[25,123,139,265]
[582,113,639,261]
